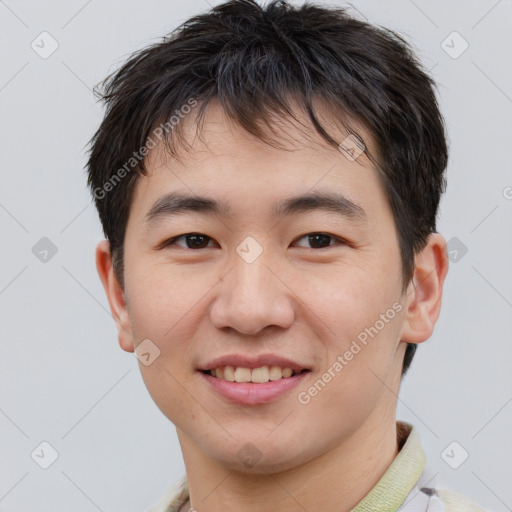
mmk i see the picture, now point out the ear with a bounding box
[400,233,449,344]
[95,240,134,353]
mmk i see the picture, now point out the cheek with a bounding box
[302,264,404,399]
[301,262,390,339]
[294,309,404,439]
[125,260,212,344]
[125,265,209,424]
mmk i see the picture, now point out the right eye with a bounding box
[162,233,217,249]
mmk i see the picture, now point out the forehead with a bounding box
[145,95,379,170]
[129,98,387,225]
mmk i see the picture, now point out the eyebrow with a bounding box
[145,190,367,226]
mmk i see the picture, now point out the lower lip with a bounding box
[199,371,310,405]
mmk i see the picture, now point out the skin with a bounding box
[96,100,449,512]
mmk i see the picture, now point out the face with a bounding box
[100,100,429,474]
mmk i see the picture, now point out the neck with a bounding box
[177,409,399,512]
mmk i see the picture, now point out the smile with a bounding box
[203,365,309,383]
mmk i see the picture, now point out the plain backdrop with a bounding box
[0,0,511,511]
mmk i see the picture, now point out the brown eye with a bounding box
[165,233,215,249]
[294,233,345,249]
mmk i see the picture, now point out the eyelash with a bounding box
[162,232,348,250]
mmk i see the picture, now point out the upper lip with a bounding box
[199,354,310,372]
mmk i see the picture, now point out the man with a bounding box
[87,1,488,510]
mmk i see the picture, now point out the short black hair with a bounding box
[86,0,449,377]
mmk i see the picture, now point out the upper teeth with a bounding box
[209,366,296,383]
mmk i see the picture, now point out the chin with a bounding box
[207,438,314,475]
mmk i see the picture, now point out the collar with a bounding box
[351,421,426,511]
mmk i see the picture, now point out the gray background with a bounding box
[0,0,511,511]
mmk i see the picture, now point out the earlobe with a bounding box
[400,233,449,344]
[95,240,135,353]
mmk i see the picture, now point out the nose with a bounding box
[209,250,295,336]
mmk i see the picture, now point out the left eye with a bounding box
[163,232,345,250]
[293,233,345,249]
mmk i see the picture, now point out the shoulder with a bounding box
[437,488,489,512]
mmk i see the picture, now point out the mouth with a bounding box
[200,366,311,383]
[199,364,311,405]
